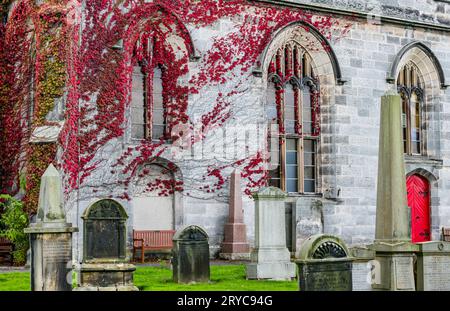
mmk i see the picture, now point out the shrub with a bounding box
[0,195,29,265]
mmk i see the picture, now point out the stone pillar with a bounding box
[24,164,78,291]
[246,187,296,280]
[220,170,250,260]
[370,90,418,291]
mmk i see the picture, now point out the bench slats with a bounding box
[0,237,13,265]
[132,230,175,263]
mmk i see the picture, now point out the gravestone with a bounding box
[246,187,296,280]
[370,90,418,291]
[172,225,210,283]
[220,170,250,260]
[416,241,450,291]
[24,164,78,291]
[296,234,353,291]
[75,199,138,291]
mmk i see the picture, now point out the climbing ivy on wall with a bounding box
[0,0,353,212]
[0,1,66,213]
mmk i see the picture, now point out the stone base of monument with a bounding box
[246,262,296,280]
[349,246,375,291]
[219,240,250,260]
[246,247,296,280]
[219,235,251,260]
[370,242,419,291]
[219,252,250,261]
[74,263,139,291]
[416,241,450,291]
[24,223,78,291]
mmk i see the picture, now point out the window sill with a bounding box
[404,155,443,167]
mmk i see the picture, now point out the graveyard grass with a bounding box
[0,264,297,291]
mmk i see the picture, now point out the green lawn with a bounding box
[0,265,297,291]
[0,272,30,291]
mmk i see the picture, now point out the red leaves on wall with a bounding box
[1,0,353,202]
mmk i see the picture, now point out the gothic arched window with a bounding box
[397,63,424,155]
[131,37,166,141]
[267,42,320,193]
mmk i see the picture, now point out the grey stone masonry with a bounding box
[278,0,450,28]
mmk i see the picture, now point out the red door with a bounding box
[406,175,431,243]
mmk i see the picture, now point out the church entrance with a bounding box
[406,174,431,243]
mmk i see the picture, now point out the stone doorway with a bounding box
[407,174,431,243]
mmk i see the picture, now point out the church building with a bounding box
[1,0,450,260]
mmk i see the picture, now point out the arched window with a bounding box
[131,37,166,141]
[397,63,424,155]
[267,42,320,193]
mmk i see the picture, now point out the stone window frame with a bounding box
[130,36,167,142]
[257,21,343,197]
[267,42,320,194]
[388,41,448,160]
[397,62,425,156]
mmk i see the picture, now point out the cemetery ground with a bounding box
[0,263,297,291]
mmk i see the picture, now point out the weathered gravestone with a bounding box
[246,187,296,280]
[416,241,450,291]
[172,225,210,283]
[296,234,353,291]
[24,164,78,291]
[370,90,418,291]
[75,199,138,291]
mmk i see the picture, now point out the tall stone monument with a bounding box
[246,187,296,280]
[220,170,250,260]
[24,164,78,291]
[370,90,418,291]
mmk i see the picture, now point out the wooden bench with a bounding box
[133,230,176,263]
[0,237,13,265]
[442,227,450,242]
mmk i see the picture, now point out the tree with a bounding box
[0,195,29,265]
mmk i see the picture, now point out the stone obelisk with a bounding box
[370,90,418,291]
[220,170,250,260]
[24,164,78,291]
